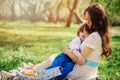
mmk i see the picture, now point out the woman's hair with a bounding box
[77,23,92,36]
[84,4,112,58]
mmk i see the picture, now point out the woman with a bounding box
[33,3,112,80]
[62,3,112,80]
[0,3,112,80]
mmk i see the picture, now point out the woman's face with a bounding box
[85,11,92,28]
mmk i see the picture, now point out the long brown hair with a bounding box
[84,4,112,58]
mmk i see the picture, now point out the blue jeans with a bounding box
[46,53,75,80]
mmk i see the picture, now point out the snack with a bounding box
[21,69,35,77]
[17,67,61,80]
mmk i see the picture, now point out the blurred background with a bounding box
[0,0,120,26]
[0,0,120,79]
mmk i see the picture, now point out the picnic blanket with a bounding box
[16,66,61,80]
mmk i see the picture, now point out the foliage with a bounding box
[0,21,120,79]
[91,0,120,26]
[98,34,120,79]
[0,0,119,26]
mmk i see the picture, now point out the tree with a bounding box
[91,0,120,26]
[18,0,38,22]
[66,0,82,27]
[55,0,63,22]
[0,0,5,19]
[11,1,16,21]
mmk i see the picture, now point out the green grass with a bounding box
[111,26,120,30]
[98,34,120,79]
[0,21,120,79]
[0,21,78,70]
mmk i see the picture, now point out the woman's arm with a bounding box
[73,46,94,59]
[62,46,94,65]
[62,48,84,65]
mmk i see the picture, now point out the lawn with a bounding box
[0,21,120,79]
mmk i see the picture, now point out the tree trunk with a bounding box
[28,2,37,22]
[48,10,54,22]
[11,1,16,21]
[73,11,83,24]
[19,1,31,20]
[66,0,79,27]
[55,0,63,23]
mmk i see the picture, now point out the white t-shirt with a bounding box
[67,32,102,80]
[69,37,82,51]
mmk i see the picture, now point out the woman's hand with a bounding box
[62,47,71,55]
[73,49,79,54]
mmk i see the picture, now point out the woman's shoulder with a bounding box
[82,32,102,49]
[90,32,100,36]
[84,32,102,45]
[89,32,101,40]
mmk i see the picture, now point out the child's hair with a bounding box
[77,23,92,36]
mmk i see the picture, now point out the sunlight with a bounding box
[14,0,36,17]
[0,0,120,79]
[15,0,21,16]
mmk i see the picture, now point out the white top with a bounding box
[67,32,102,80]
[69,37,82,51]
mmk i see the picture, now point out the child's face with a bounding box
[79,29,89,41]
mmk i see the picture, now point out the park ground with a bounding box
[0,21,120,80]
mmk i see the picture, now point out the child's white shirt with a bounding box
[68,37,82,51]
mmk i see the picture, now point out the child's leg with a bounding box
[46,53,71,69]
[56,62,75,80]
